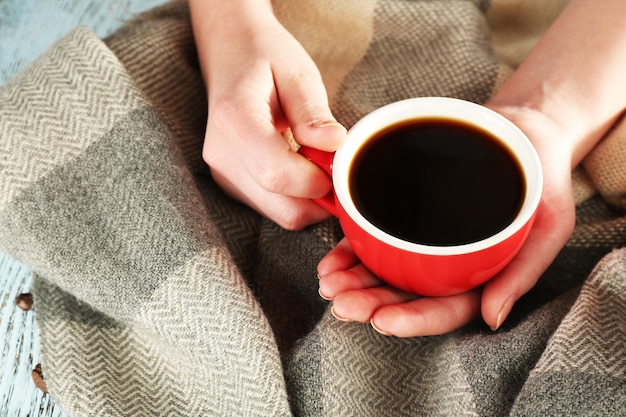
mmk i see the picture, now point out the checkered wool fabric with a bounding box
[1,1,624,415]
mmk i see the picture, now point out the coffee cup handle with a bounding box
[299,146,338,216]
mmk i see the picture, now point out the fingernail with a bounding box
[310,120,346,130]
[370,319,393,337]
[491,295,516,331]
[318,288,333,301]
[330,306,352,322]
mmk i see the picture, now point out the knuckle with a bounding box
[202,102,241,168]
[208,96,239,126]
[274,204,309,231]
[256,162,292,194]
[201,145,218,167]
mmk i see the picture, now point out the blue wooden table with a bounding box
[0,253,65,416]
[1,0,166,414]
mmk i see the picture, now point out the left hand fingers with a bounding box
[330,285,418,323]
[318,238,386,298]
[319,237,483,337]
[329,284,481,337]
[369,288,482,337]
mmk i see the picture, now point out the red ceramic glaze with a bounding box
[300,98,543,296]
[336,201,536,296]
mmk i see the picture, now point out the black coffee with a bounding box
[350,118,525,246]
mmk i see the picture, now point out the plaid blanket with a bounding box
[1,0,624,415]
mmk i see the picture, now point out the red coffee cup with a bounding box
[301,97,543,296]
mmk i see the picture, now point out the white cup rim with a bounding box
[333,97,543,255]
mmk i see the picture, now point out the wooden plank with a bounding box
[0,253,67,417]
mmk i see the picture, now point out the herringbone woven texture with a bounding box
[0,1,624,416]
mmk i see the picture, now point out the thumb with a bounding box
[481,195,575,330]
[275,66,346,152]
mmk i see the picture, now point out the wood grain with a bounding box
[0,253,67,416]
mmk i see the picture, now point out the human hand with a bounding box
[317,106,577,337]
[315,0,626,336]
[190,1,346,230]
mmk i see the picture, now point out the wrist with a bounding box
[486,101,573,152]
[190,0,275,38]
[189,0,280,92]
[487,0,626,167]
[488,85,624,169]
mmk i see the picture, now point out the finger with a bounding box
[245,133,333,198]
[317,238,360,277]
[481,198,575,330]
[318,238,385,299]
[210,168,331,230]
[331,286,418,323]
[206,98,333,200]
[370,288,482,337]
[273,63,347,152]
[319,264,383,300]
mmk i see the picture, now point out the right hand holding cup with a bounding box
[190,1,346,230]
